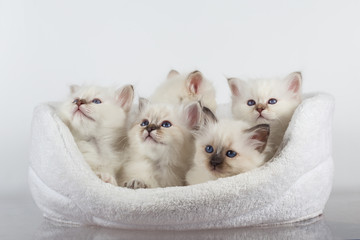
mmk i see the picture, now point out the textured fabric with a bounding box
[28,93,335,230]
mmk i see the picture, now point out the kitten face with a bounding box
[228,72,302,126]
[194,120,269,178]
[129,99,201,158]
[58,85,134,137]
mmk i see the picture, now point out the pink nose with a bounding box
[256,104,266,113]
[76,99,86,106]
[256,107,264,113]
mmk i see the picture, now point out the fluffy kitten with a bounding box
[227,72,302,159]
[57,84,134,186]
[150,69,217,112]
[186,108,270,185]
[121,98,202,189]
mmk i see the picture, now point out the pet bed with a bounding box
[28,93,334,230]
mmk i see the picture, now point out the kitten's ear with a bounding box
[186,70,203,94]
[116,85,134,112]
[183,102,202,129]
[138,97,150,112]
[227,78,246,97]
[167,69,180,79]
[202,106,218,125]
[70,85,80,94]
[245,124,270,153]
[285,72,302,95]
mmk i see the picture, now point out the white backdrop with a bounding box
[1,0,359,194]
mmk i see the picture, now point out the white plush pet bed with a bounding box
[28,93,334,230]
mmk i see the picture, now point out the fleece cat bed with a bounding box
[28,93,334,230]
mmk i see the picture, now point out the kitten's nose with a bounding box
[256,104,266,113]
[146,124,158,133]
[256,108,263,113]
[210,154,223,167]
[76,99,86,106]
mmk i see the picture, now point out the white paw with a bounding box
[96,172,118,186]
[123,179,148,189]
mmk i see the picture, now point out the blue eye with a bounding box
[247,99,256,106]
[73,99,79,104]
[226,150,237,158]
[268,98,277,104]
[141,120,149,126]
[205,145,214,153]
[161,121,172,128]
[92,98,102,104]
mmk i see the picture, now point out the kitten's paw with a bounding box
[96,172,118,186]
[123,179,148,189]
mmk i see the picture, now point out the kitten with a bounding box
[57,84,134,186]
[227,72,302,159]
[150,69,217,112]
[186,108,270,185]
[121,98,202,189]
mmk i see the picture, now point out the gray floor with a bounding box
[1,189,359,240]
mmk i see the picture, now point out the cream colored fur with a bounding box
[228,72,302,160]
[150,70,217,112]
[186,119,269,185]
[57,85,134,186]
[121,99,202,188]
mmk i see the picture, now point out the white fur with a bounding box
[186,119,268,185]
[150,70,217,112]
[57,85,134,185]
[122,100,201,188]
[228,72,302,159]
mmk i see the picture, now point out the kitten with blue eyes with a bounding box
[57,84,134,186]
[150,69,217,112]
[227,72,302,160]
[185,107,270,185]
[121,98,202,189]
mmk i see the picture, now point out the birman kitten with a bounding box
[150,70,217,112]
[122,98,202,189]
[57,84,134,186]
[186,107,270,185]
[227,72,302,159]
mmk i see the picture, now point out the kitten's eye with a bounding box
[226,150,237,158]
[161,121,172,128]
[205,145,214,153]
[268,98,277,104]
[73,99,79,104]
[140,120,149,127]
[92,98,102,104]
[247,99,256,106]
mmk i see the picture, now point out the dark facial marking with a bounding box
[202,106,218,124]
[210,153,224,167]
[146,123,159,133]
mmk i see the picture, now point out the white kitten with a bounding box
[122,98,202,189]
[227,72,302,159]
[57,84,134,186]
[150,70,217,112]
[186,108,270,185]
